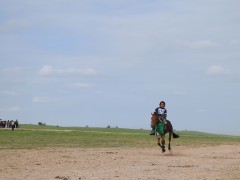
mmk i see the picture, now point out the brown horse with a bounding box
[151,113,179,152]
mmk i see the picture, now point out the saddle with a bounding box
[156,120,165,136]
[151,113,167,135]
[151,113,166,125]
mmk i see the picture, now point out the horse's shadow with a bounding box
[161,150,187,157]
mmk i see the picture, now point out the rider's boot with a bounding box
[149,126,155,135]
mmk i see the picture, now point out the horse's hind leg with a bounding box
[168,132,172,151]
[168,143,171,151]
[161,136,166,153]
[157,138,162,148]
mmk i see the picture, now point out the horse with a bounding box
[151,113,179,153]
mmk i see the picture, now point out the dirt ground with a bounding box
[1,144,240,180]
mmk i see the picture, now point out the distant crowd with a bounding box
[0,119,19,130]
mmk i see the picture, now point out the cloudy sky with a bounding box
[0,0,240,135]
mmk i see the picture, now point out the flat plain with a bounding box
[0,125,239,180]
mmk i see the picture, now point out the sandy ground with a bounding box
[0,144,240,180]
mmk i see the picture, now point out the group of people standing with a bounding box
[0,119,19,130]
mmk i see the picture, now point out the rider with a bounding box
[150,101,167,135]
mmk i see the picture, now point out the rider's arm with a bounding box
[164,109,167,118]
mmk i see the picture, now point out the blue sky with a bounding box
[0,0,240,135]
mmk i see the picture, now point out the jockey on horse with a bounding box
[150,101,167,135]
[150,101,179,152]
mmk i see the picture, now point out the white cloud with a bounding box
[0,19,29,33]
[172,90,186,96]
[0,91,17,96]
[94,91,103,95]
[206,65,230,76]
[230,39,240,45]
[2,67,24,76]
[67,82,94,89]
[196,108,207,113]
[38,65,101,77]
[32,96,56,103]
[0,106,22,113]
[0,106,22,112]
[8,106,22,112]
[190,40,217,49]
[176,40,218,50]
[129,88,138,93]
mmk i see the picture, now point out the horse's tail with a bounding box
[166,120,180,139]
[173,132,179,138]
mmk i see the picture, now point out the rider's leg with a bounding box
[163,119,167,124]
[149,126,155,135]
[163,119,167,132]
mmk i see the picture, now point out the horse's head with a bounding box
[151,113,158,126]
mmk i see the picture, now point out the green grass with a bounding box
[0,124,239,149]
[174,130,240,146]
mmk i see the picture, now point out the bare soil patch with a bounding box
[1,144,240,180]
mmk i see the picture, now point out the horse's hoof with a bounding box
[162,148,166,153]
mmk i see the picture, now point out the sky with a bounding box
[0,0,240,135]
